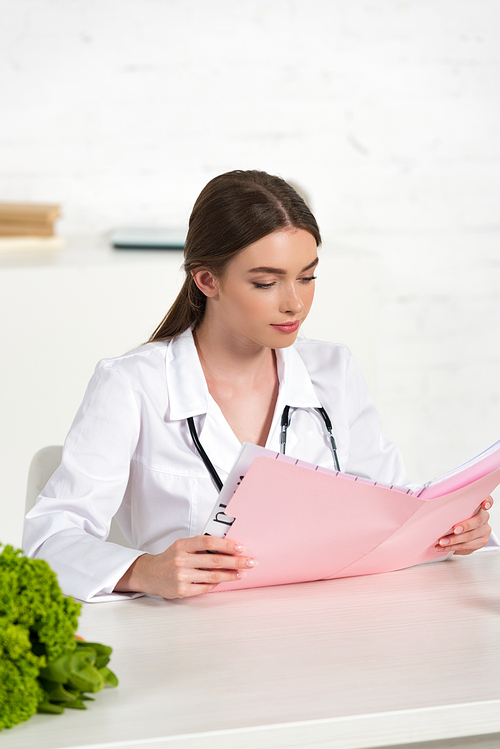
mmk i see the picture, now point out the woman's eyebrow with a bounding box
[247,257,319,275]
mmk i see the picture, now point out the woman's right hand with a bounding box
[114,535,257,599]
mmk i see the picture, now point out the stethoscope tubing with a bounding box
[188,404,340,494]
[187,416,224,492]
[280,405,340,471]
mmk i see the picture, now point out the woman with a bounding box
[23,170,493,602]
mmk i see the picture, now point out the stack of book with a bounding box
[0,203,63,252]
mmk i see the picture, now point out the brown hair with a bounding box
[149,170,322,341]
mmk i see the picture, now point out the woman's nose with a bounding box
[280,283,304,314]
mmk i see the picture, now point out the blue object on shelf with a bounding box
[110,227,186,250]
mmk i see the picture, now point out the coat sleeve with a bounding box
[23,360,146,602]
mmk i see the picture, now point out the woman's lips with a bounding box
[270,321,300,333]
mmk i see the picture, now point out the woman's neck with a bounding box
[193,317,275,388]
[192,318,279,446]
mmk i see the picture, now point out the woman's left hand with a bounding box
[435,497,493,555]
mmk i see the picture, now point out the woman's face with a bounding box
[204,228,318,350]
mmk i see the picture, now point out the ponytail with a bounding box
[148,274,206,341]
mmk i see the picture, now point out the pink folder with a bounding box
[206,443,500,593]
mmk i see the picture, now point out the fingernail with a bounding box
[485,502,491,510]
[245,559,256,567]
[439,538,449,545]
[236,572,246,579]
[234,544,244,552]
[454,526,463,535]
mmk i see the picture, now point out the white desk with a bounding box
[3,553,500,749]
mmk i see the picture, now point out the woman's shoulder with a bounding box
[93,340,171,390]
[292,337,372,415]
[292,337,361,397]
[294,336,352,368]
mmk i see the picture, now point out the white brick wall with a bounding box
[1,1,499,531]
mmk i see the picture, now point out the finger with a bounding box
[184,551,257,571]
[169,566,248,598]
[482,496,493,510]
[436,526,491,553]
[157,555,251,599]
[437,524,489,546]
[178,534,247,556]
[165,581,220,599]
[187,567,248,585]
[452,548,484,556]
[451,507,489,535]
[441,529,490,548]
[445,540,486,555]
[174,535,257,570]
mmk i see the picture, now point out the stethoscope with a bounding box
[188,405,341,493]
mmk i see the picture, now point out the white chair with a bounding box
[26,446,132,548]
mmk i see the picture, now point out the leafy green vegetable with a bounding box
[0,545,118,732]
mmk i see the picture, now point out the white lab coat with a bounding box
[23,328,418,602]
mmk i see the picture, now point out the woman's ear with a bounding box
[191,269,219,298]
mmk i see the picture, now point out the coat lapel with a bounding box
[266,344,323,455]
[166,329,241,477]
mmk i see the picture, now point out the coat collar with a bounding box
[166,328,322,420]
[166,328,210,421]
[275,343,323,410]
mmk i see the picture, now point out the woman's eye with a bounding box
[300,275,317,284]
[253,282,275,289]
